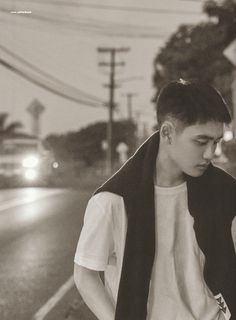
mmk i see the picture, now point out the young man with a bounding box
[74,80,236,320]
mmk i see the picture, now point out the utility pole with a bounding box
[97,47,130,174]
[123,92,138,120]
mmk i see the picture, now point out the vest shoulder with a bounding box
[210,165,236,186]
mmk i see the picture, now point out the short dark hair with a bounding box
[156,79,231,128]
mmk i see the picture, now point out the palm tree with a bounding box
[0,112,23,140]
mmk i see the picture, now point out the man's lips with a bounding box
[196,163,209,169]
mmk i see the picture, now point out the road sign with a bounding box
[223,39,236,66]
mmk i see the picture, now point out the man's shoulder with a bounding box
[92,191,124,203]
[90,191,125,213]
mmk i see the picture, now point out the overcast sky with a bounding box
[0,0,206,137]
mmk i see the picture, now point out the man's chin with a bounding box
[185,168,207,178]
[192,171,205,177]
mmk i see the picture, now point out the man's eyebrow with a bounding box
[195,134,223,140]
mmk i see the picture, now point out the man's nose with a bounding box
[203,143,216,161]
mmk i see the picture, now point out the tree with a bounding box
[44,120,137,166]
[153,0,236,110]
[0,112,23,139]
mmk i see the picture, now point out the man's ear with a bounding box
[160,121,174,144]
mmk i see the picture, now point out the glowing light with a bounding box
[24,169,38,180]
[52,161,59,169]
[224,130,233,142]
[22,155,39,168]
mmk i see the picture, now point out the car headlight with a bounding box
[24,169,38,181]
[22,155,39,168]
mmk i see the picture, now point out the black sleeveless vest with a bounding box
[95,131,236,320]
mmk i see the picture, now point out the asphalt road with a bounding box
[0,187,91,320]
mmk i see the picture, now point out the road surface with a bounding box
[0,187,91,320]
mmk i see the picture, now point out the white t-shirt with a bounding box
[148,182,221,319]
[74,188,223,319]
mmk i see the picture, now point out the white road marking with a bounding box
[0,189,65,212]
[32,275,74,320]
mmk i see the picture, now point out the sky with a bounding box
[0,0,207,138]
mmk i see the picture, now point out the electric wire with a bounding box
[3,2,193,32]
[0,43,105,104]
[0,7,167,39]
[0,58,106,107]
[13,0,202,16]
[0,15,129,89]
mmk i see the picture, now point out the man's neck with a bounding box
[155,144,185,187]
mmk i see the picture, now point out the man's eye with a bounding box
[196,140,207,146]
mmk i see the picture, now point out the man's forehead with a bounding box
[182,121,224,138]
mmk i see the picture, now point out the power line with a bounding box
[0,2,181,35]
[0,43,105,104]
[0,16,108,86]
[0,57,105,107]
[12,0,202,15]
[0,16,166,46]
[0,7,167,39]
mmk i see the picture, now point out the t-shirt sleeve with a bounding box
[74,193,114,271]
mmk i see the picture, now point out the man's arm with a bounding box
[74,264,115,320]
